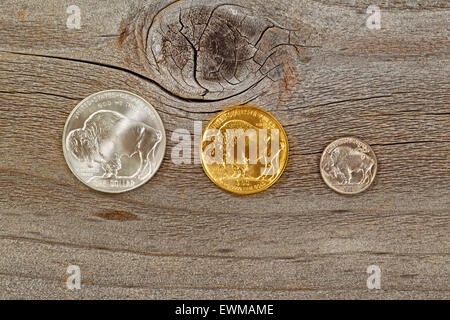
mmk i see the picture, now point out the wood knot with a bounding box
[120,0,319,101]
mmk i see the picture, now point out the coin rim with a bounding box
[200,105,289,195]
[62,89,166,193]
[319,137,377,195]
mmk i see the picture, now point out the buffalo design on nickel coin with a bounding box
[320,137,377,194]
[62,90,166,193]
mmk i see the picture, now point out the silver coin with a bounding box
[320,137,377,194]
[62,90,166,193]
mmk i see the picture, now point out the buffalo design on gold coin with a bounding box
[200,106,288,194]
[320,137,377,194]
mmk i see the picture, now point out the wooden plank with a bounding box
[0,0,449,299]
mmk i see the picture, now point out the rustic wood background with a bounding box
[0,0,449,299]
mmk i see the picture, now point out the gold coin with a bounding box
[320,137,377,194]
[200,105,288,194]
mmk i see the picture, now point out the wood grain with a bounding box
[0,0,449,299]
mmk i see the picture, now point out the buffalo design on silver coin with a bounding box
[67,110,162,180]
[63,90,166,193]
[320,137,377,194]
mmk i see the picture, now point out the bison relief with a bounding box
[321,146,375,186]
[66,110,162,182]
[214,120,284,181]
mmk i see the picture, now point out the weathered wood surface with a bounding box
[0,0,449,299]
